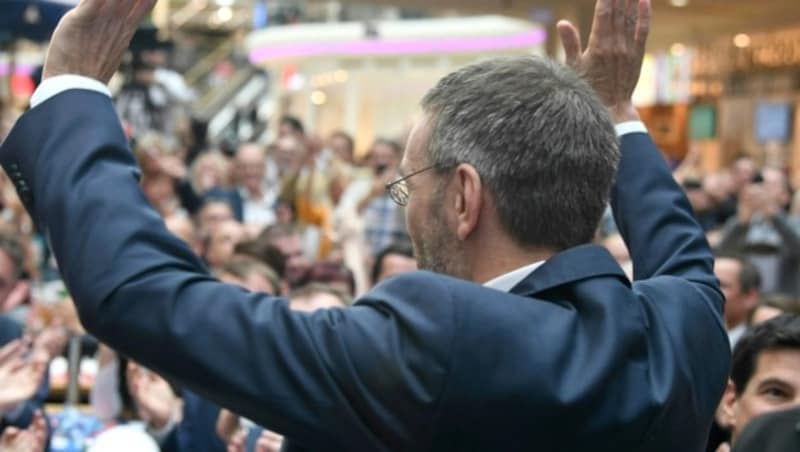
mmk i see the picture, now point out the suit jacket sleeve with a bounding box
[0,90,455,451]
[612,132,723,315]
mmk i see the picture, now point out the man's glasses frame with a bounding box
[385,165,436,206]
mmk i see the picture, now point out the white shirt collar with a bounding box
[728,323,748,349]
[483,261,546,293]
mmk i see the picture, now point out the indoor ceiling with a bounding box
[164,0,800,50]
[309,0,800,49]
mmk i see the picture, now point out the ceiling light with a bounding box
[216,6,233,22]
[734,33,752,48]
[670,43,686,56]
[311,90,328,106]
[333,70,349,83]
[670,0,689,7]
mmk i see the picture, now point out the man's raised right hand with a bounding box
[43,0,157,84]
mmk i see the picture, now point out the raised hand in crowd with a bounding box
[0,340,46,413]
[126,361,181,430]
[226,429,283,452]
[253,431,284,452]
[0,410,47,452]
[737,183,782,223]
[43,0,156,83]
[151,152,189,181]
[31,326,69,363]
[557,0,650,121]
[737,184,759,224]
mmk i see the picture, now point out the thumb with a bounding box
[1,427,20,444]
[557,20,583,67]
[716,442,731,452]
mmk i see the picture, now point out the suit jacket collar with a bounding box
[510,244,630,297]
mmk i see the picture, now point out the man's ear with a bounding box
[453,164,482,242]
[717,379,739,430]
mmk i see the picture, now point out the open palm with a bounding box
[0,341,44,412]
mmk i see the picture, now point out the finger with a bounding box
[589,0,614,47]
[635,0,652,53]
[127,0,157,25]
[33,410,46,430]
[0,339,23,362]
[625,0,639,43]
[1,427,20,443]
[557,21,583,66]
[7,357,27,373]
[613,0,626,48]
[75,0,106,18]
[127,361,140,379]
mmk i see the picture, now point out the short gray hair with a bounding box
[421,56,620,251]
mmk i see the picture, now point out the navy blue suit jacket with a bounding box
[0,90,730,451]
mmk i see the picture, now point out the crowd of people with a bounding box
[0,0,800,450]
[0,48,422,450]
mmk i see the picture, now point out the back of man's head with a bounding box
[420,56,619,251]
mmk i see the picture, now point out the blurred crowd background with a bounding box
[2,0,800,451]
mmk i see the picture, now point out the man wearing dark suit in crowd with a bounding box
[0,0,729,450]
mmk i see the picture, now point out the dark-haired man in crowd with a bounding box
[715,255,762,348]
[714,314,800,452]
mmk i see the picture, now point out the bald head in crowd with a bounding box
[235,143,267,195]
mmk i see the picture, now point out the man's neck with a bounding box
[727,319,747,332]
[470,246,555,285]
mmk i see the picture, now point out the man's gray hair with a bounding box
[421,56,620,251]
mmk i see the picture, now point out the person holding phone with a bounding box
[718,168,800,298]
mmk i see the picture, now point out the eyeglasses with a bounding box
[385,165,436,206]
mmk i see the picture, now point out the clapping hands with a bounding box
[0,340,46,413]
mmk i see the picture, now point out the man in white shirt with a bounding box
[715,255,762,348]
[234,143,278,229]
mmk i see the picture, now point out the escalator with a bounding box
[185,38,272,149]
